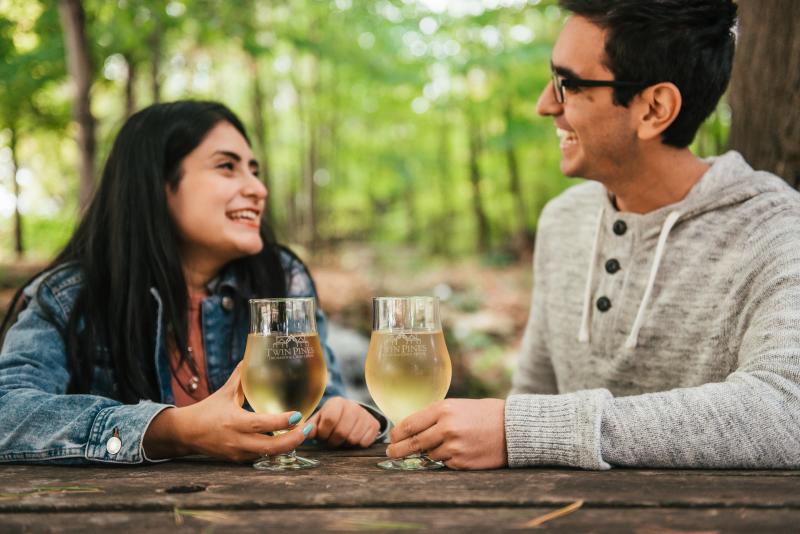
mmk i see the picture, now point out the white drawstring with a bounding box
[578,208,605,343]
[624,211,682,349]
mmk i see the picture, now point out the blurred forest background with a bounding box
[1,0,797,399]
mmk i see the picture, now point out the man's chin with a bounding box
[559,159,582,178]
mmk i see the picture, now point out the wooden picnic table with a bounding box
[0,444,797,532]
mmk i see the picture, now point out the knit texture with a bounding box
[506,151,800,469]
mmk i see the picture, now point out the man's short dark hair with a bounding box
[559,0,738,147]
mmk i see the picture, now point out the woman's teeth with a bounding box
[228,210,258,221]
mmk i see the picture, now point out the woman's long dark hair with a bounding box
[1,101,288,403]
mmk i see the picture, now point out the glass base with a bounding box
[252,450,319,471]
[377,454,445,471]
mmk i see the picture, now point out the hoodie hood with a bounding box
[604,151,785,235]
[579,151,790,348]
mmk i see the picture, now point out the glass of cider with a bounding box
[365,296,452,470]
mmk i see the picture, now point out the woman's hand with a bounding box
[306,396,381,448]
[143,364,311,462]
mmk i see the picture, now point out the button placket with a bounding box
[605,215,637,353]
[605,258,621,274]
[593,215,628,323]
[596,296,612,312]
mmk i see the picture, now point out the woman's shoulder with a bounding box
[22,262,85,320]
[275,245,317,297]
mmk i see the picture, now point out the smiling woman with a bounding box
[0,101,384,466]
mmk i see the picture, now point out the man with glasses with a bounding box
[386,0,800,470]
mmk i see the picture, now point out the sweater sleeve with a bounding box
[510,214,558,396]
[599,228,800,468]
[506,211,800,470]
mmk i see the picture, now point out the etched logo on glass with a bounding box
[267,335,314,360]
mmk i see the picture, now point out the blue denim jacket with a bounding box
[0,250,349,464]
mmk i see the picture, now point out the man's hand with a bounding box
[386,398,507,470]
[306,396,381,448]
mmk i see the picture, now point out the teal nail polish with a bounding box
[289,412,302,425]
[303,423,313,437]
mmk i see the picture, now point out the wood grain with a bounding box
[1,507,799,533]
[1,451,798,512]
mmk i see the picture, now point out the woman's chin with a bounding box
[238,239,265,257]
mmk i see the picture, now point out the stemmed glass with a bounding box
[241,298,327,471]
[365,296,452,470]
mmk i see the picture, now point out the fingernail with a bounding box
[303,423,313,437]
[289,412,302,425]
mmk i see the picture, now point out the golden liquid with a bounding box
[241,333,327,421]
[365,330,452,424]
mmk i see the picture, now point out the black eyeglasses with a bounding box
[551,69,647,104]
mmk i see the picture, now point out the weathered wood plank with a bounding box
[1,507,798,533]
[1,453,799,513]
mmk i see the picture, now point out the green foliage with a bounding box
[0,0,731,262]
[20,214,76,260]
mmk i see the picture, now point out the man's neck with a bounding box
[609,147,710,214]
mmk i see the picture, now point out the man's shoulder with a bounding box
[540,181,606,225]
[722,163,800,238]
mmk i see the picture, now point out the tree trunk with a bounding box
[149,19,162,103]
[58,0,96,211]
[124,53,136,117]
[294,72,314,249]
[467,113,490,254]
[403,168,417,244]
[303,56,321,252]
[249,56,274,230]
[306,116,318,250]
[504,100,534,255]
[9,126,23,258]
[728,0,800,187]
[433,115,452,255]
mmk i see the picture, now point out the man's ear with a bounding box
[634,82,682,141]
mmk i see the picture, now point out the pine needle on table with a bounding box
[522,499,584,528]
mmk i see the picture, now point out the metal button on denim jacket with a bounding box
[0,250,347,464]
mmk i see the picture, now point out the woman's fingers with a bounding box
[237,423,311,460]
[315,399,344,441]
[344,412,377,447]
[326,403,359,447]
[218,363,244,403]
[235,410,302,434]
[305,412,320,439]
[357,417,381,448]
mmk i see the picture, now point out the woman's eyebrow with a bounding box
[212,150,242,161]
[212,150,258,170]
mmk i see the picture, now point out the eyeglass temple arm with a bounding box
[560,78,646,88]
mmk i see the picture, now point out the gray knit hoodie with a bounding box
[506,151,800,469]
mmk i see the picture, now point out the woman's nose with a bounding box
[243,173,268,200]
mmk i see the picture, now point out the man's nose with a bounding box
[536,80,563,117]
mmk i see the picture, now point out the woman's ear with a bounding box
[635,82,682,141]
